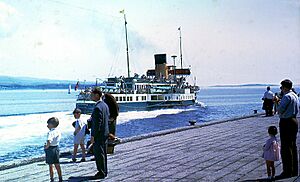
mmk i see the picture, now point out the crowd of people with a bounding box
[262,84,299,117]
[42,79,299,181]
[44,88,119,181]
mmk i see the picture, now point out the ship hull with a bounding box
[76,99,195,114]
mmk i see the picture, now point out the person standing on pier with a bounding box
[276,79,299,179]
[262,86,274,116]
[72,108,86,162]
[104,93,120,153]
[44,117,63,182]
[90,88,109,179]
[262,126,280,180]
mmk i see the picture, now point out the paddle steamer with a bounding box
[76,12,198,113]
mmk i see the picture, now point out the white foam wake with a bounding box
[0,107,195,156]
[117,108,195,124]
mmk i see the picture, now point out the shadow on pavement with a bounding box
[240,177,272,182]
[68,176,94,182]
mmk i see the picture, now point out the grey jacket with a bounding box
[91,100,110,143]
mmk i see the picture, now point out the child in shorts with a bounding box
[44,117,62,182]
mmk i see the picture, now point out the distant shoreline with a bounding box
[0,75,94,90]
[210,83,279,87]
[0,84,95,90]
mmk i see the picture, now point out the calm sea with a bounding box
[0,86,296,165]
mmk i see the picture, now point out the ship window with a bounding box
[136,96,139,101]
[158,95,164,100]
[119,97,122,101]
[123,96,126,101]
[151,95,157,100]
[116,97,118,101]
[127,97,130,101]
[165,96,167,100]
[143,96,146,100]
[130,97,132,101]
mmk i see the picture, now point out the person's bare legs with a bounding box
[266,160,275,178]
[49,164,54,180]
[80,143,86,160]
[54,163,62,181]
[73,144,79,161]
[270,161,275,177]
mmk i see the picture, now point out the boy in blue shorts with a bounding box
[44,117,63,182]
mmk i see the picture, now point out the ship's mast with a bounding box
[178,26,183,69]
[121,10,130,77]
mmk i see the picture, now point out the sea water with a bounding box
[0,86,295,165]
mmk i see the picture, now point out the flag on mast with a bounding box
[178,26,181,30]
[75,81,79,91]
[119,9,125,14]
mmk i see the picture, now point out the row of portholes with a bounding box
[115,96,147,102]
[164,95,194,100]
[114,95,193,102]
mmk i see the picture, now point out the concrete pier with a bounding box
[0,114,299,181]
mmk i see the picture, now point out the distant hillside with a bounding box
[211,83,279,87]
[0,75,93,90]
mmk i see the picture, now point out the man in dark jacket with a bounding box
[90,88,109,179]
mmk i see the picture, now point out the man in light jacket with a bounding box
[276,79,299,179]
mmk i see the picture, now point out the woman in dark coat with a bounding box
[103,93,119,141]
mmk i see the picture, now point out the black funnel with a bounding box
[154,54,167,65]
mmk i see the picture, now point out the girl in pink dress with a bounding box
[262,126,280,180]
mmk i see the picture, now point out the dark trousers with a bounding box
[109,118,116,135]
[93,141,108,177]
[263,99,273,116]
[279,118,298,176]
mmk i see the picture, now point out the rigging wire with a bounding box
[46,0,120,19]
[108,31,125,77]
[45,0,130,78]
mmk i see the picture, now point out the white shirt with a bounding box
[47,128,61,146]
[263,90,274,100]
[74,119,87,144]
[75,119,86,130]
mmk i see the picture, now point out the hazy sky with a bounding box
[0,0,299,86]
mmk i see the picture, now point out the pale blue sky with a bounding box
[0,0,299,86]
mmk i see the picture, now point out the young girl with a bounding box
[262,126,280,180]
[72,108,86,162]
[44,117,62,182]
